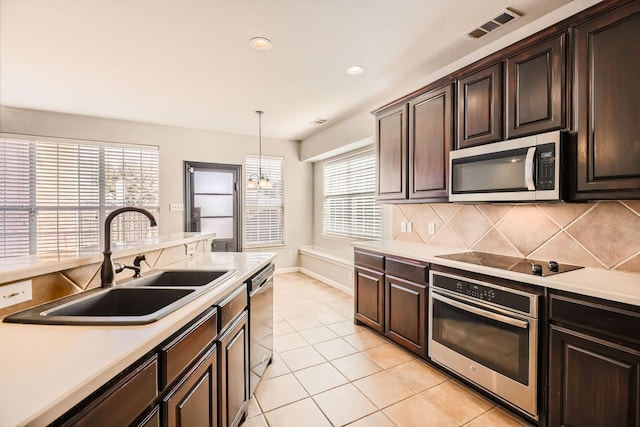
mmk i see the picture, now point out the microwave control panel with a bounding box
[536,143,556,190]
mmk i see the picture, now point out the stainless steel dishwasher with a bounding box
[247,262,274,395]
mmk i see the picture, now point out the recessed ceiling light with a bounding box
[250,37,272,51]
[346,65,365,75]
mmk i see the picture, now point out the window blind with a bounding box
[0,137,159,259]
[323,148,381,240]
[245,155,284,246]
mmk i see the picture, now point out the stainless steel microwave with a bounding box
[449,131,566,202]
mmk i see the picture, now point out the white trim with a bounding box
[274,267,300,275]
[299,267,354,296]
[298,246,353,269]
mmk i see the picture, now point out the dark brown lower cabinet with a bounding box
[219,311,249,427]
[163,345,217,427]
[548,325,640,427]
[354,266,385,333]
[57,354,159,427]
[137,406,161,427]
[384,275,427,358]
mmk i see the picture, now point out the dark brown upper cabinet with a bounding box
[506,33,567,139]
[572,1,640,200]
[408,84,453,201]
[376,103,408,200]
[457,63,503,149]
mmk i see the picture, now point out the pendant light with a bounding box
[247,110,272,189]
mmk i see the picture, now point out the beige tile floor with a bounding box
[242,272,533,427]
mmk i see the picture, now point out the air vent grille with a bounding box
[467,8,521,39]
[310,118,328,126]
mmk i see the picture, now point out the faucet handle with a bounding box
[133,254,146,267]
[114,263,126,274]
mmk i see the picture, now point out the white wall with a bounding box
[0,106,313,269]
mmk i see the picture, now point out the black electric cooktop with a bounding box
[435,251,584,277]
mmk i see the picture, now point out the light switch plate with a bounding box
[170,203,184,212]
[0,280,32,309]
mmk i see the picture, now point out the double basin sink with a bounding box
[4,270,236,325]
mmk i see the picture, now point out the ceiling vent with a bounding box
[310,118,328,126]
[467,8,521,39]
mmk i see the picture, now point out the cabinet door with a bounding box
[354,266,385,333]
[457,63,503,148]
[61,355,158,427]
[549,325,640,427]
[409,84,453,201]
[163,345,217,427]
[384,275,427,358]
[573,2,640,199]
[219,311,249,427]
[376,103,408,200]
[507,33,566,138]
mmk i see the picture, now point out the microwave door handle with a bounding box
[432,292,529,329]
[524,147,536,191]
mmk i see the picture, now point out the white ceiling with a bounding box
[1,0,588,141]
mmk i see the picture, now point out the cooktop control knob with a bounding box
[548,261,559,272]
[532,264,543,276]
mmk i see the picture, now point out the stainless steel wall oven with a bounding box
[429,269,541,419]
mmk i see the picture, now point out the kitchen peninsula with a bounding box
[0,233,275,427]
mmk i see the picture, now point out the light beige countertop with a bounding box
[353,240,640,307]
[0,232,216,285]
[0,251,275,427]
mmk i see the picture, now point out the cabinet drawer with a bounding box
[385,257,428,286]
[550,293,640,348]
[62,355,158,427]
[218,284,248,333]
[160,307,218,388]
[354,250,385,272]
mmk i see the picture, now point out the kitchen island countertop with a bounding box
[0,251,274,427]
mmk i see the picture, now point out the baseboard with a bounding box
[299,267,354,296]
[275,267,301,275]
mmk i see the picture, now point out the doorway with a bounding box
[184,161,242,252]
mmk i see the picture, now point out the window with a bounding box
[0,137,159,259]
[323,148,381,239]
[245,155,284,246]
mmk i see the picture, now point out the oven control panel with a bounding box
[433,273,533,314]
[455,281,496,302]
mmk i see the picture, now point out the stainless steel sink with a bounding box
[3,269,236,325]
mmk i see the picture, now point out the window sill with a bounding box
[244,243,287,250]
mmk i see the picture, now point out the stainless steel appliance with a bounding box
[429,269,542,419]
[247,263,274,395]
[449,130,567,202]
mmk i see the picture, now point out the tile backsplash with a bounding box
[392,201,640,273]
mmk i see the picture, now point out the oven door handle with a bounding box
[432,292,529,330]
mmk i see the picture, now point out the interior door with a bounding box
[185,162,242,252]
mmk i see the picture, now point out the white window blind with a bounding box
[245,155,284,246]
[323,148,381,240]
[0,137,159,259]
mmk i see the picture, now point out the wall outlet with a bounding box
[170,203,184,212]
[185,242,197,256]
[0,280,32,309]
[428,223,435,235]
[288,250,295,258]
[401,221,407,233]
